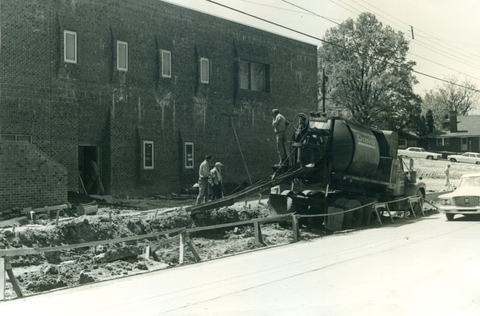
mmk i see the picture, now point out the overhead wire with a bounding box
[358,0,480,64]
[205,0,480,93]
[350,0,480,71]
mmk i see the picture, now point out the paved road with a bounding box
[2,212,480,315]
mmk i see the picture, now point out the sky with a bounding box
[162,0,480,96]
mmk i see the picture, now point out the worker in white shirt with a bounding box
[196,155,212,204]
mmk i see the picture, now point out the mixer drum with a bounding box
[330,119,380,178]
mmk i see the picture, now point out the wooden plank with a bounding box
[0,227,186,257]
[24,204,69,215]
[4,257,22,298]
[186,232,201,262]
[254,222,264,247]
[149,235,181,253]
[187,214,292,233]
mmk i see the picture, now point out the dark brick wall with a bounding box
[0,0,318,199]
[0,141,68,211]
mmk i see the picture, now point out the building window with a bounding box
[117,41,128,71]
[239,60,269,92]
[143,141,154,169]
[0,134,32,143]
[185,142,194,169]
[436,138,450,146]
[64,30,77,64]
[161,50,172,78]
[200,58,209,84]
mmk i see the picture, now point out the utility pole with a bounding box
[322,68,326,114]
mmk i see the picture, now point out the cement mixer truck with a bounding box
[268,113,426,229]
[187,113,426,231]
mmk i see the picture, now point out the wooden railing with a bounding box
[1,196,430,300]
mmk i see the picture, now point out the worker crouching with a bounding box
[210,162,224,200]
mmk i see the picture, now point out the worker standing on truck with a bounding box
[196,155,212,204]
[444,164,451,190]
[272,109,289,167]
[210,162,224,200]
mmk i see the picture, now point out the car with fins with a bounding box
[438,173,480,221]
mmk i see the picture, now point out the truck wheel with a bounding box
[341,199,362,229]
[446,213,455,221]
[450,158,457,162]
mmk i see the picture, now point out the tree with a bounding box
[422,75,479,130]
[318,12,421,131]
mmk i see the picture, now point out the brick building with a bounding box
[0,0,318,210]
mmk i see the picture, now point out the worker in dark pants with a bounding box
[196,155,212,204]
[210,162,224,200]
[272,109,289,167]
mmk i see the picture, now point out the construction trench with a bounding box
[0,187,440,301]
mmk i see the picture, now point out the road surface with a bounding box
[2,212,480,315]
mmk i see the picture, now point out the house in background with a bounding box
[398,131,424,149]
[0,0,318,212]
[424,112,480,154]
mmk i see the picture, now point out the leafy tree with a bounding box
[422,75,479,130]
[425,109,434,134]
[318,12,421,131]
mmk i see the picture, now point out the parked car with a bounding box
[447,152,480,164]
[397,147,441,160]
[438,173,480,220]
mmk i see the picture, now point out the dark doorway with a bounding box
[78,146,105,195]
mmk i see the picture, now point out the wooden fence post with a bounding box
[179,232,185,264]
[56,209,60,226]
[1,257,5,301]
[186,232,201,262]
[254,221,264,247]
[292,215,300,242]
[4,257,22,298]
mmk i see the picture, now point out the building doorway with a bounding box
[78,146,105,195]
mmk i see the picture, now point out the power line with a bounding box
[205,0,333,46]
[205,0,480,93]
[281,0,341,26]
[407,51,480,83]
[356,0,480,70]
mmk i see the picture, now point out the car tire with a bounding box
[427,156,433,160]
[450,158,457,162]
[476,161,480,165]
[446,213,455,221]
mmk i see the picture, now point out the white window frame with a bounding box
[117,41,128,71]
[64,30,77,64]
[200,58,209,84]
[143,141,154,170]
[161,49,172,78]
[185,142,194,169]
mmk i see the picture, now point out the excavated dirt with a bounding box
[1,193,327,300]
[2,157,454,301]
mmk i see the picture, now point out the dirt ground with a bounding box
[1,157,468,300]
